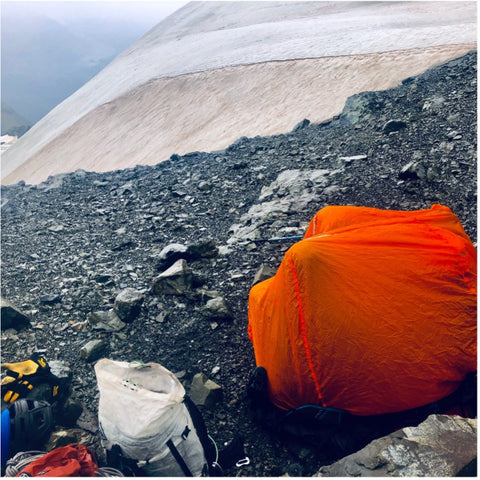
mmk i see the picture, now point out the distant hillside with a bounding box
[1,1,476,185]
[1,4,171,125]
[1,13,117,125]
[1,101,31,137]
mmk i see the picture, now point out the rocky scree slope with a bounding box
[1,51,477,476]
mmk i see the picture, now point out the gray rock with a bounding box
[93,180,109,187]
[259,169,329,201]
[203,296,234,322]
[1,329,19,342]
[228,221,263,244]
[399,161,426,180]
[111,239,136,251]
[293,118,310,131]
[39,294,61,305]
[155,311,168,323]
[447,113,461,125]
[155,243,188,271]
[114,287,144,322]
[339,154,368,164]
[252,264,277,286]
[117,182,134,196]
[383,119,407,134]
[198,180,212,191]
[187,239,218,259]
[152,259,193,295]
[227,168,329,244]
[88,309,126,332]
[427,165,442,182]
[316,415,477,477]
[341,90,384,125]
[75,404,100,433]
[80,339,107,362]
[422,95,446,112]
[0,298,31,330]
[49,360,73,384]
[171,188,187,197]
[48,224,64,232]
[323,185,342,195]
[194,288,222,305]
[94,273,115,284]
[189,373,223,408]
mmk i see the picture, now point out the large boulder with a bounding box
[316,414,477,477]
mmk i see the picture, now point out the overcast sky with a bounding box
[1,0,190,124]
[2,1,188,27]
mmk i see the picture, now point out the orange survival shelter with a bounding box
[248,204,477,415]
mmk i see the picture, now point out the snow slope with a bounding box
[1,1,476,185]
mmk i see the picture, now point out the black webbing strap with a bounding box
[106,444,145,477]
[183,395,216,465]
[166,439,193,477]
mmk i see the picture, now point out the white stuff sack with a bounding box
[95,359,208,477]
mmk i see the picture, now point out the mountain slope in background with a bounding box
[1,1,476,185]
[2,13,123,125]
[1,2,182,126]
[1,102,31,137]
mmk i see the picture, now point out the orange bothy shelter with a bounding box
[248,204,477,416]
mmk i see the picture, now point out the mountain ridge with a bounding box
[1,1,476,185]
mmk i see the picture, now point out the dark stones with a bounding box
[399,161,426,180]
[113,288,144,322]
[0,298,31,330]
[39,294,61,305]
[88,310,125,332]
[187,239,218,259]
[293,118,310,131]
[80,339,108,362]
[152,259,193,295]
[382,119,408,134]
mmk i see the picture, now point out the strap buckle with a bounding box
[235,457,250,467]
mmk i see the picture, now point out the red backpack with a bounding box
[16,444,99,477]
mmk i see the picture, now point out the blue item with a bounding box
[1,408,11,467]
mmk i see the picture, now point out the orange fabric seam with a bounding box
[287,254,326,407]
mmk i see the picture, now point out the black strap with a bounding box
[166,439,193,477]
[106,444,144,477]
[183,396,216,464]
